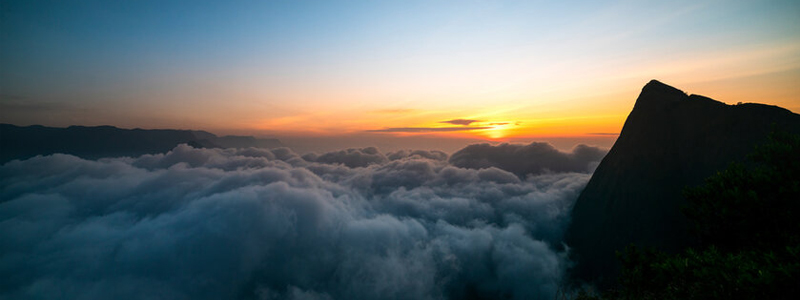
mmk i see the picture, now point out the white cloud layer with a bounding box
[0,143,604,300]
[450,143,606,177]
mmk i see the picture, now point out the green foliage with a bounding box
[682,129,800,250]
[607,245,800,300]
[597,129,800,300]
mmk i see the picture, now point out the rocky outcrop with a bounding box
[566,80,800,286]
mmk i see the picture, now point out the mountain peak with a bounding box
[566,81,800,287]
[633,80,688,111]
[643,79,685,95]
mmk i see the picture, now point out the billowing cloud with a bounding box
[386,149,448,161]
[0,143,598,300]
[304,147,388,168]
[449,142,607,177]
[440,119,482,126]
[366,127,492,133]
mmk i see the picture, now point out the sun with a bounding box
[483,125,508,139]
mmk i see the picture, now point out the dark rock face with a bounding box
[0,124,283,163]
[566,80,800,286]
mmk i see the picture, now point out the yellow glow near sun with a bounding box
[484,127,507,139]
[475,122,513,139]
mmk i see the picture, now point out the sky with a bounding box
[1,0,799,146]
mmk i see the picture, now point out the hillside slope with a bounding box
[0,124,283,163]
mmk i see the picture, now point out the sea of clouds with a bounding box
[0,142,605,300]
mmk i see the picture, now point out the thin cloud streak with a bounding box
[366,126,493,133]
[440,119,482,126]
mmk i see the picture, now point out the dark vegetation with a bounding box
[577,129,800,299]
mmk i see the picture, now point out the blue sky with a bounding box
[2,0,799,138]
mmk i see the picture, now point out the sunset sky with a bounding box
[2,0,799,145]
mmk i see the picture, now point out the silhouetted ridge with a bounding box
[565,80,800,288]
[642,79,686,98]
[0,124,283,163]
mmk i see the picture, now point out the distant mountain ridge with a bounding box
[565,80,800,286]
[0,124,283,163]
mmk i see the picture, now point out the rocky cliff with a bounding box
[566,80,800,286]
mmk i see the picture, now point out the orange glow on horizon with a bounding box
[237,110,626,141]
[218,56,798,141]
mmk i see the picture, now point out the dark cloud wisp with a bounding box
[366,126,492,133]
[439,119,482,126]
